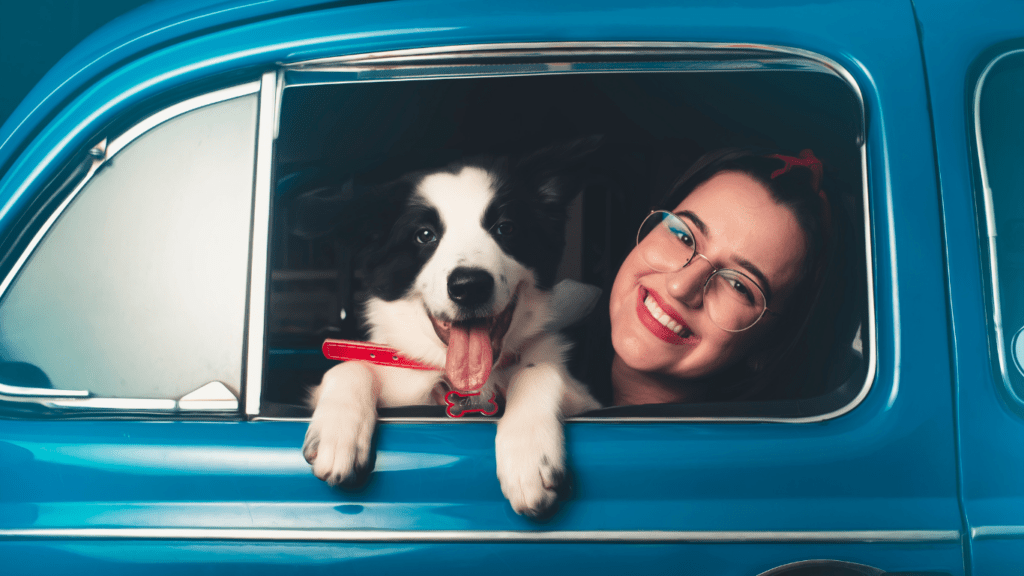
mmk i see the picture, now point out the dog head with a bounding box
[298,138,601,390]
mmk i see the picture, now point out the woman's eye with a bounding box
[669,226,694,247]
[729,279,755,304]
[415,228,437,244]
[496,221,515,236]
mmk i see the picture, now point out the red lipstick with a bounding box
[636,287,698,345]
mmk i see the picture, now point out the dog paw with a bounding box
[303,399,376,486]
[495,414,566,517]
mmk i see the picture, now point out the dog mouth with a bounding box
[429,292,519,392]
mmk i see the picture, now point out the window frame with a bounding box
[0,80,263,417]
[250,42,877,425]
[972,46,1024,407]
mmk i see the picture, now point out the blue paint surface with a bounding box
[914,0,1024,573]
[4,0,1019,572]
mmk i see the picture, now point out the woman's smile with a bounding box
[637,286,699,344]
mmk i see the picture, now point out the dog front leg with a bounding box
[303,361,379,486]
[495,362,570,517]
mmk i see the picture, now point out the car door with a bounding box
[916,0,1024,573]
[0,1,964,574]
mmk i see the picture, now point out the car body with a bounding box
[0,0,1022,574]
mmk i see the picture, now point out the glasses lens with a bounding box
[704,269,768,332]
[638,211,696,272]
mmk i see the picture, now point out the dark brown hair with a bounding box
[657,147,859,401]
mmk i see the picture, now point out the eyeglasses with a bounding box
[636,210,774,332]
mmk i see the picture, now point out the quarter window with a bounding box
[976,50,1024,403]
[0,90,258,412]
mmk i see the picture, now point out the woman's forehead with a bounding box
[676,171,807,300]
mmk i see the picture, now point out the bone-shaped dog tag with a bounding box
[444,390,499,418]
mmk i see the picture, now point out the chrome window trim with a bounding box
[105,83,260,159]
[0,381,88,398]
[44,398,178,410]
[972,525,1024,540]
[973,48,1024,405]
[0,82,260,411]
[0,528,958,544]
[245,70,280,417]
[263,42,875,424]
[0,393,238,412]
[0,379,239,411]
[287,42,859,98]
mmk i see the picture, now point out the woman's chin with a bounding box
[614,331,698,378]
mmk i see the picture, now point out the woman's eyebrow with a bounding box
[677,210,708,236]
[735,256,773,303]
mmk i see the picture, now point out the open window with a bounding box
[258,44,872,421]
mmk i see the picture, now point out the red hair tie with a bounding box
[767,149,823,192]
[767,149,832,258]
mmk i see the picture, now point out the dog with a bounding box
[301,140,602,517]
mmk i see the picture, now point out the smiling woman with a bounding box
[601,148,860,406]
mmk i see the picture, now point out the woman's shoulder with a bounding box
[553,280,615,407]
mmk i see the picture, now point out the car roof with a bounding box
[1,0,894,175]
[0,0,353,172]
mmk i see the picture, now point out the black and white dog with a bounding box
[302,141,601,517]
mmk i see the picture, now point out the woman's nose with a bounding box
[665,257,713,308]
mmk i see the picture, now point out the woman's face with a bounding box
[609,170,808,380]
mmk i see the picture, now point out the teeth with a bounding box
[644,295,691,337]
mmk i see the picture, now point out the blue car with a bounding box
[0,0,1021,573]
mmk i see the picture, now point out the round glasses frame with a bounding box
[636,210,776,332]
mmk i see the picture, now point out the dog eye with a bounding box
[495,221,515,236]
[415,228,437,244]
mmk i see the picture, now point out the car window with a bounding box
[0,90,257,411]
[976,49,1024,403]
[259,47,871,421]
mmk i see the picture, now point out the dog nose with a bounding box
[448,267,494,307]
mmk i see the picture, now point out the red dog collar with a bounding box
[322,339,439,370]
[321,338,500,418]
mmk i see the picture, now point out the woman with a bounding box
[579,147,860,406]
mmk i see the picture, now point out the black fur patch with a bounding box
[358,176,446,302]
[327,137,601,310]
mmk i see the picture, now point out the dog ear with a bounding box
[288,178,356,239]
[288,176,413,247]
[516,135,604,206]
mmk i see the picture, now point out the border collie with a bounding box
[302,141,601,517]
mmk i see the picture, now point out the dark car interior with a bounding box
[262,68,868,419]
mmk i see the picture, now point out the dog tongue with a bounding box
[445,323,492,391]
